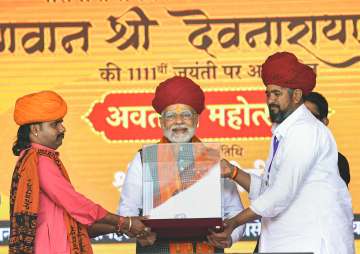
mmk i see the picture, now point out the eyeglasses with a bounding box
[162,110,196,121]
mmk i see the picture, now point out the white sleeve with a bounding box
[222,179,245,243]
[117,152,143,216]
[248,173,263,200]
[250,124,318,218]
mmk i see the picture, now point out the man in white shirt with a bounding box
[118,76,245,253]
[211,52,354,253]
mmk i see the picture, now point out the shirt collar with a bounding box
[31,143,59,156]
[272,103,308,140]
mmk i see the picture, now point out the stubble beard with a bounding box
[268,105,293,124]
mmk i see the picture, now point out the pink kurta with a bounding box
[28,144,107,254]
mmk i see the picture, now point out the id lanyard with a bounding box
[266,136,280,186]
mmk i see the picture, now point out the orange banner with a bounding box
[86,89,272,141]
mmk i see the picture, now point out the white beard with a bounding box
[164,124,196,143]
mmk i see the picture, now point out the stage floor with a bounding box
[1,240,359,253]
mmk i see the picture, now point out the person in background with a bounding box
[304,91,350,186]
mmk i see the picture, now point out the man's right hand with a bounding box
[220,159,235,178]
[122,217,149,237]
[137,232,157,246]
[123,217,157,246]
[220,159,251,192]
[207,219,236,249]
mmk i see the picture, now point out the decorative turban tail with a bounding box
[152,76,205,114]
[14,91,67,125]
[261,52,316,95]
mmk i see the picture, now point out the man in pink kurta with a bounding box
[10,90,153,254]
[32,143,107,253]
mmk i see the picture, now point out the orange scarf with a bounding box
[158,137,216,254]
[9,148,93,254]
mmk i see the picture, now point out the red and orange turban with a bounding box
[152,76,205,114]
[261,52,316,95]
[14,91,67,125]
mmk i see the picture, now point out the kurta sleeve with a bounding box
[248,173,263,200]
[38,156,107,226]
[118,152,143,216]
[250,124,319,218]
[223,179,245,243]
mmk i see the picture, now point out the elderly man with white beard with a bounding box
[117,76,245,254]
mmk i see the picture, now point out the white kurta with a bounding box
[118,151,245,243]
[249,104,354,254]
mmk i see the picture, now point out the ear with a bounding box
[159,116,165,129]
[322,117,329,126]
[29,123,41,140]
[193,114,199,127]
[292,89,303,104]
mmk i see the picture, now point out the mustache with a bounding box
[268,104,280,109]
[57,133,65,139]
[170,124,189,131]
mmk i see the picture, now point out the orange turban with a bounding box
[152,76,205,114]
[14,91,67,125]
[261,52,316,95]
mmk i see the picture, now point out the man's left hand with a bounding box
[207,226,233,249]
[137,232,157,246]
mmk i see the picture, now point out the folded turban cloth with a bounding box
[14,91,67,125]
[261,52,316,95]
[152,76,205,114]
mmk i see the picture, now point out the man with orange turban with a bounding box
[10,91,152,254]
[118,76,245,253]
[211,52,354,253]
